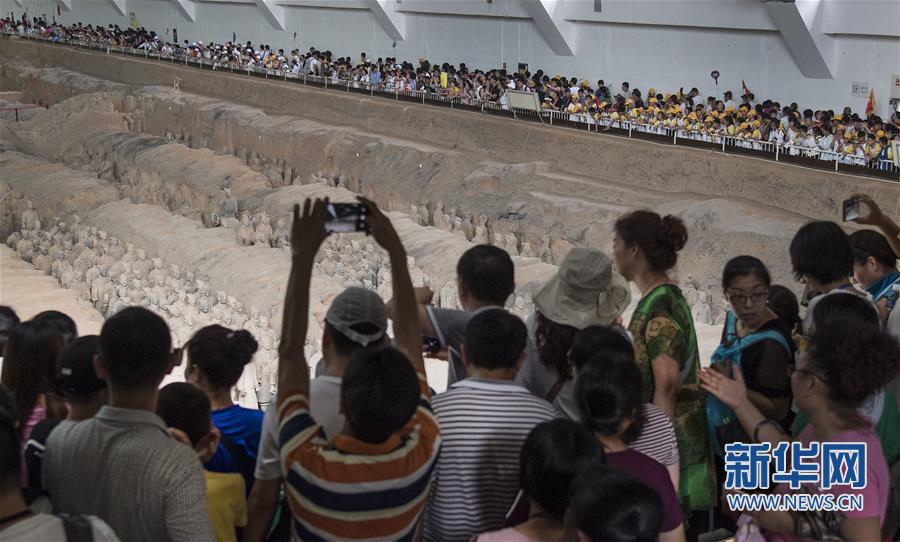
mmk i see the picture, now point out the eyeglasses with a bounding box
[726,290,769,306]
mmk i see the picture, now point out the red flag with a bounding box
[865,89,875,116]
[741,79,751,98]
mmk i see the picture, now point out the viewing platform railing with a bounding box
[4,31,897,182]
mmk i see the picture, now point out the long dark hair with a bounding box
[535,312,579,379]
[0,321,68,434]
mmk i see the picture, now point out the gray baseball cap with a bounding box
[325,288,387,347]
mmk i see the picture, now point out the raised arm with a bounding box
[852,193,900,258]
[277,198,329,405]
[386,286,437,338]
[358,197,426,375]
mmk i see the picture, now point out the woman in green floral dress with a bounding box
[612,210,714,521]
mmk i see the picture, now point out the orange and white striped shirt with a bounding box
[277,372,440,541]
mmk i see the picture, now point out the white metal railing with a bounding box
[4,29,897,179]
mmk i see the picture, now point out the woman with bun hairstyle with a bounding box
[612,210,713,518]
[186,324,262,491]
[700,320,900,541]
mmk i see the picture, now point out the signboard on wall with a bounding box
[891,74,900,99]
[507,90,541,113]
[851,81,870,98]
[129,12,139,29]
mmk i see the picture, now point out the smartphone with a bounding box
[422,335,442,354]
[325,203,368,233]
[842,197,859,222]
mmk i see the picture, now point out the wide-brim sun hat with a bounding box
[533,247,632,329]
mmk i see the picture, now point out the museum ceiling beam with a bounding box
[764,0,833,78]
[58,0,72,11]
[364,0,406,42]
[172,0,196,22]
[521,0,576,56]
[109,0,126,16]
[255,0,286,31]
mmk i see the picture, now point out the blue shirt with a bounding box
[204,405,264,491]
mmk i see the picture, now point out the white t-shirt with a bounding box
[308,376,343,440]
[0,513,120,541]
[254,376,344,481]
[802,287,872,334]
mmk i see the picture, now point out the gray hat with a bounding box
[532,248,631,329]
[325,287,387,347]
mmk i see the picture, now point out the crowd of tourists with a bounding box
[3,15,899,167]
[1,189,899,542]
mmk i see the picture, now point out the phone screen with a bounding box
[325,203,368,233]
[842,198,859,222]
[422,336,441,354]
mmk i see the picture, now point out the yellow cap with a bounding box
[876,130,885,138]
[688,112,698,121]
[648,87,656,96]
[625,99,634,106]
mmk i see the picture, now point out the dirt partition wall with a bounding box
[2,37,897,224]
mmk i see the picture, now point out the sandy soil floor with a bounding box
[0,245,105,334]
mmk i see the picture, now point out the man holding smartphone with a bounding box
[388,245,516,386]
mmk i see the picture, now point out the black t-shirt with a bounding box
[720,317,794,401]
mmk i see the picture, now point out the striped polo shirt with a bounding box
[278,371,440,542]
[422,379,559,542]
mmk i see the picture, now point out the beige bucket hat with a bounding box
[533,247,631,329]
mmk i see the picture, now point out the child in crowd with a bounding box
[157,383,248,542]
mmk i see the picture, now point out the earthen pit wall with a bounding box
[1,150,557,319]
[3,37,898,223]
